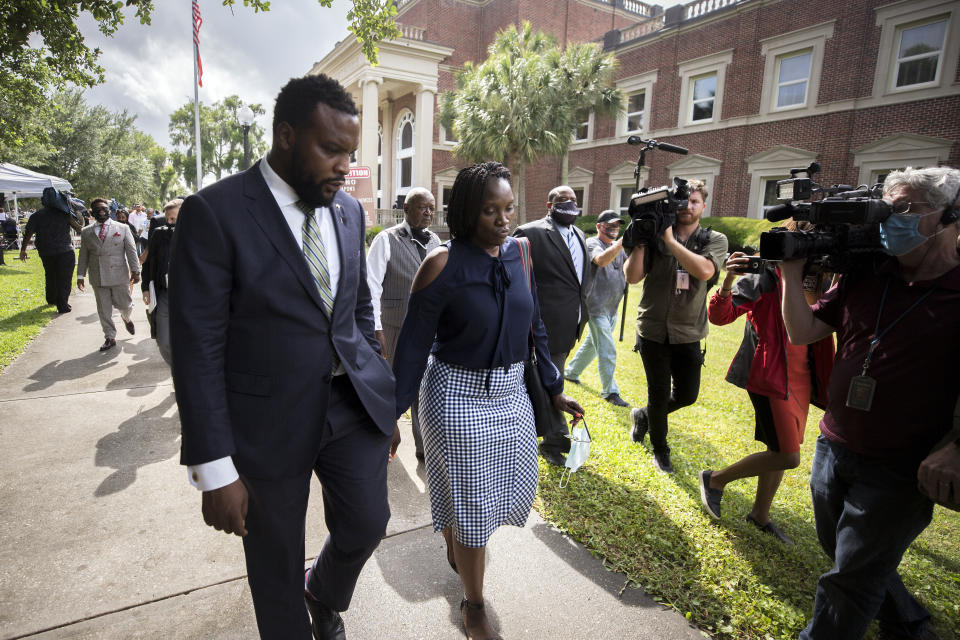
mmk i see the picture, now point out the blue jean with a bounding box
[565,313,619,396]
[799,435,933,640]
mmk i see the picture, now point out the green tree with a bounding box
[168,95,268,189]
[439,22,622,223]
[149,145,185,206]
[0,0,400,154]
[26,89,160,205]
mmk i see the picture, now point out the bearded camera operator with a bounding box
[622,179,728,473]
[782,166,960,640]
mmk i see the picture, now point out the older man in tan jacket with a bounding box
[77,197,141,352]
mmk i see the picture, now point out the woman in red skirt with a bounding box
[699,222,834,544]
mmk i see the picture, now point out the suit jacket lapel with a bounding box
[545,218,578,282]
[328,194,349,316]
[241,162,328,314]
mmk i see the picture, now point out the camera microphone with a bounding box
[626,136,689,155]
[765,203,796,223]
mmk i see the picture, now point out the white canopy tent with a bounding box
[0,162,73,216]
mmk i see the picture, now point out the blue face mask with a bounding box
[880,211,938,256]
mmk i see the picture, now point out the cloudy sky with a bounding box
[78,0,355,148]
[77,0,684,150]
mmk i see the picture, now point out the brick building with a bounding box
[308,0,960,226]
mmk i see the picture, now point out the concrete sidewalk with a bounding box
[0,290,704,639]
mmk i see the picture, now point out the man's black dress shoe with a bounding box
[124,318,135,335]
[99,338,117,352]
[539,445,566,467]
[305,594,347,640]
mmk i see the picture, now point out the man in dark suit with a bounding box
[169,75,398,640]
[512,185,592,466]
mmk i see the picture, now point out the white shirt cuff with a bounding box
[187,457,239,491]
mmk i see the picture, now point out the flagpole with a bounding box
[192,0,203,190]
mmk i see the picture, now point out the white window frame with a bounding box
[434,166,460,230]
[677,50,732,127]
[667,154,723,218]
[746,145,818,220]
[759,21,834,117]
[873,0,960,99]
[892,16,949,90]
[607,160,648,213]
[567,166,594,214]
[440,124,457,146]
[615,70,657,138]
[688,72,718,124]
[625,91,646,134]
[773,50,813,109]
[572,110,594,144]
[395,110,415,200]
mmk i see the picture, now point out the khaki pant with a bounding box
[93,283,134,340]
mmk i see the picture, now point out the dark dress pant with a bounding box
[40,250,75,311]
[638,337,703,455]
[241,374,392,639]
[539,350,572,455]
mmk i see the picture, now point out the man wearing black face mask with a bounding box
[564,210,629,407]
[513,185,592,466]
[77,197,141,351]
[141,198,181,366]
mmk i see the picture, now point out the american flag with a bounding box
[192,0,203,87]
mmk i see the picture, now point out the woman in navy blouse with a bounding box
[393,162,583,639]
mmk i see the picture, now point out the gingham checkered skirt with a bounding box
[417,356,539,547]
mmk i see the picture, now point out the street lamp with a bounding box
[237,105,255,170]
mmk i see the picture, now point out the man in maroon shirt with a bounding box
[782,166,960,640]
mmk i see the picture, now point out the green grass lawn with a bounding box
[535,283,960,640]
[0,250,62,372]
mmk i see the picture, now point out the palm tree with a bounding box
[440,22,622,223]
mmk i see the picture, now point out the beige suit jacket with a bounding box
[77,219,140,288]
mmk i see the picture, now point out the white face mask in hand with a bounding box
[560,419,592,488]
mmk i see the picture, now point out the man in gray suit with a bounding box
[366,186,441,459]
[512,185,592,466]
[77,198,140,352]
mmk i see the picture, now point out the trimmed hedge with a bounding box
[365,225,383,246]
[700,216,776,253]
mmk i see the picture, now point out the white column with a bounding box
[360,78,381,194]
[413,85,436,190]
[380,98,394,209]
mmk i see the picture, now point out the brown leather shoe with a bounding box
[124,318,135,335]
[99,338,117,352]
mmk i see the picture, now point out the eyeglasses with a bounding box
[889,200,934,215]
[92,207,109,214]
[414,204,435,214]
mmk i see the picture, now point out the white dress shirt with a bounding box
[127,211,147,237]
[186,156,342,491]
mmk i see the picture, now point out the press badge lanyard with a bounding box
[846,278,936,411]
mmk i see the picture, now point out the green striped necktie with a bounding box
[297,200,335,316]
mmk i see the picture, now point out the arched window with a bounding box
[396,111,414,203]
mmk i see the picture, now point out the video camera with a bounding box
[759,162,891,273]
[626,177,690,246]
